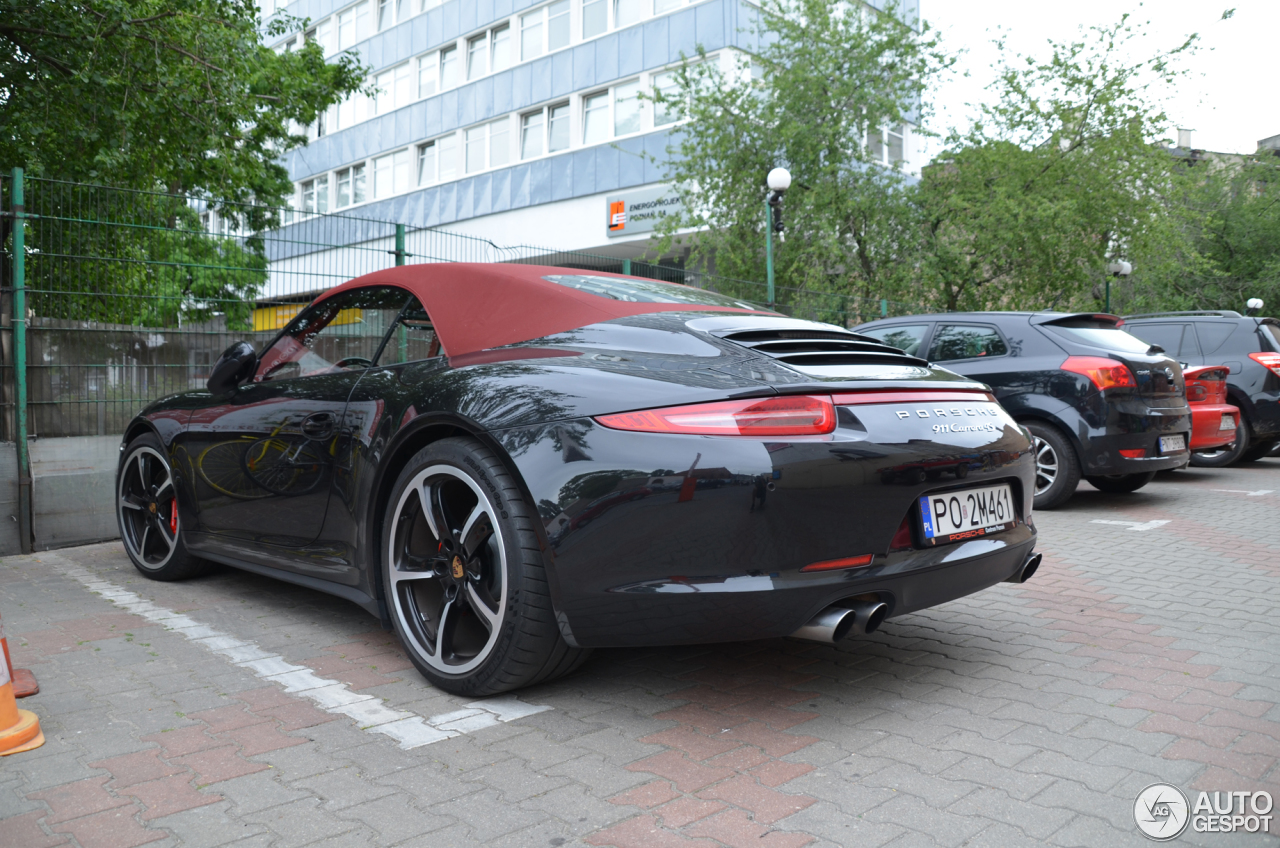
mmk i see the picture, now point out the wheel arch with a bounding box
[363,413,559,626]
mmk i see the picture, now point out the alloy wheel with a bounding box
[1032,435,1059,496]
[118,446,179,569]
[388,465,507,675]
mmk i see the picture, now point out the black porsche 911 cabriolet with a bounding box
[116,264,1040,695]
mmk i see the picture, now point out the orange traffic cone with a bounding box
[0,617,44,756]
[1,629,38,697]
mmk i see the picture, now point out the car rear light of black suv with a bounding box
[1060,356,1137,391]
[1249,352,1280,378]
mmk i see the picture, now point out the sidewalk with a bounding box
[2,462,1278,847]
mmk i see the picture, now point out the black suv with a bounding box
[854,312,1192,509]
[1123,311,1280,466]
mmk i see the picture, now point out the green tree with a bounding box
[1,0,364,215]
[1121,153,1280,313]
[1,0,366,327]
[913,17,1197,312]
[649,0,949,321]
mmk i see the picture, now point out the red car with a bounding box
[1184,366,1240,452]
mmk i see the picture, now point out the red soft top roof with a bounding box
[313,263,772,358]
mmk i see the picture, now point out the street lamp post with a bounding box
[765,168,791,309]
[1104,260,1132,313]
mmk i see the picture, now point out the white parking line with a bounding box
[1089,519,1171,532]
[1210,489,1273,497]
[48,557,551,749]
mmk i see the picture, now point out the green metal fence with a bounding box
[1,169,924,449]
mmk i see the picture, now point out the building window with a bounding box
[491,25,511,73]
[868,124,905,166]
[373,149,412,199]
[418,52,439,97]
[376,0,405,32]
[467,33,487,81]
[420,0,442,10]
[440,45,459,89]
[336,2,370,51]
[521,111,544,159]
[417,135,458,185]
[307,19,334,54]
[583,90,609,145]
[582,0,606,39]
[375,63,413,115]
[613,79,641,135]
[522,0,570,60]
[521,101,571,159]
[335,164,366,208]
[615,0,644,27]
[301,177,329,214]
[548,102,570,151]
[654,0,684,11]
[334,89,368,131]
[464,120,510,173]
[652,69,680,127]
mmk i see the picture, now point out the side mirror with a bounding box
[207,342,257,396]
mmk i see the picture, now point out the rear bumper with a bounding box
[499,403,1037,648]
[1190,403,1239,451]
[1072,402,1193,475]
[558,526,1038,647]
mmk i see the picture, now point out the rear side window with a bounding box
[1259,323,1280,351]
[928,325,1008,362]
[859,324,929,356]
[1126,323,1199,357]
[1043,319,1153,354]
[1195,322,1238,354]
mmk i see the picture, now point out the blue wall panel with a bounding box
[642,17,669,67]
[571,44,595,92]
[617,25,644,78]
[593,34,619,85]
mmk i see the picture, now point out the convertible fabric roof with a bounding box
[314,263,773,358]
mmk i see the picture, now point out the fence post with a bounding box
[622,258,631,276]
[394,223,406,266]
[880,298,888,318]
[10,168,31,554]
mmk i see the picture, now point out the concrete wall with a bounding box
[0,436,122,556]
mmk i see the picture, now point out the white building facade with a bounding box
[266,0,922,261]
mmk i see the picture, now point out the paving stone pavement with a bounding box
[1,459,1278,848]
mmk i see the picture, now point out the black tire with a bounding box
[1085,471,1157,494]
[1189,422,1250,468]
[1024,421,1081,510]
[1239,438,1279,463]
[116,433,215,581]
[381,437,589,696]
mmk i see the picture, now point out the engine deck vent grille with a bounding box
[720,328,928,368]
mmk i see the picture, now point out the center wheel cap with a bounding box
[450,555,465,580]
[148,502,157,514]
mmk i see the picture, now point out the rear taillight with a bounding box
[1249,352,1280,378]
[801,554,873,573]
[1119,448,1146,458]
[595,395,836,436]
[1061,356,1136,390]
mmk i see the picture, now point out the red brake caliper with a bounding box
[169,498,178,534]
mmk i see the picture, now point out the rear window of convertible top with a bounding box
[543,274,759,311]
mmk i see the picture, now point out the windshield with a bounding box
[543,274,761,311]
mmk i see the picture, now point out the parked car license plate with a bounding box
[1159,434,1186,453]
[1219,414,1235,432]
[918,483,1016,546]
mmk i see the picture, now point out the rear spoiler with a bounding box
[1029,312,1123,327]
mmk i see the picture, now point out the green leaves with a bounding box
[0,0,364,214]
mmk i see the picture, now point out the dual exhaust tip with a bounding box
[792,551,1042,644]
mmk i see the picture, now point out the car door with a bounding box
[181,286,411,556]
[312,294,446,578]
